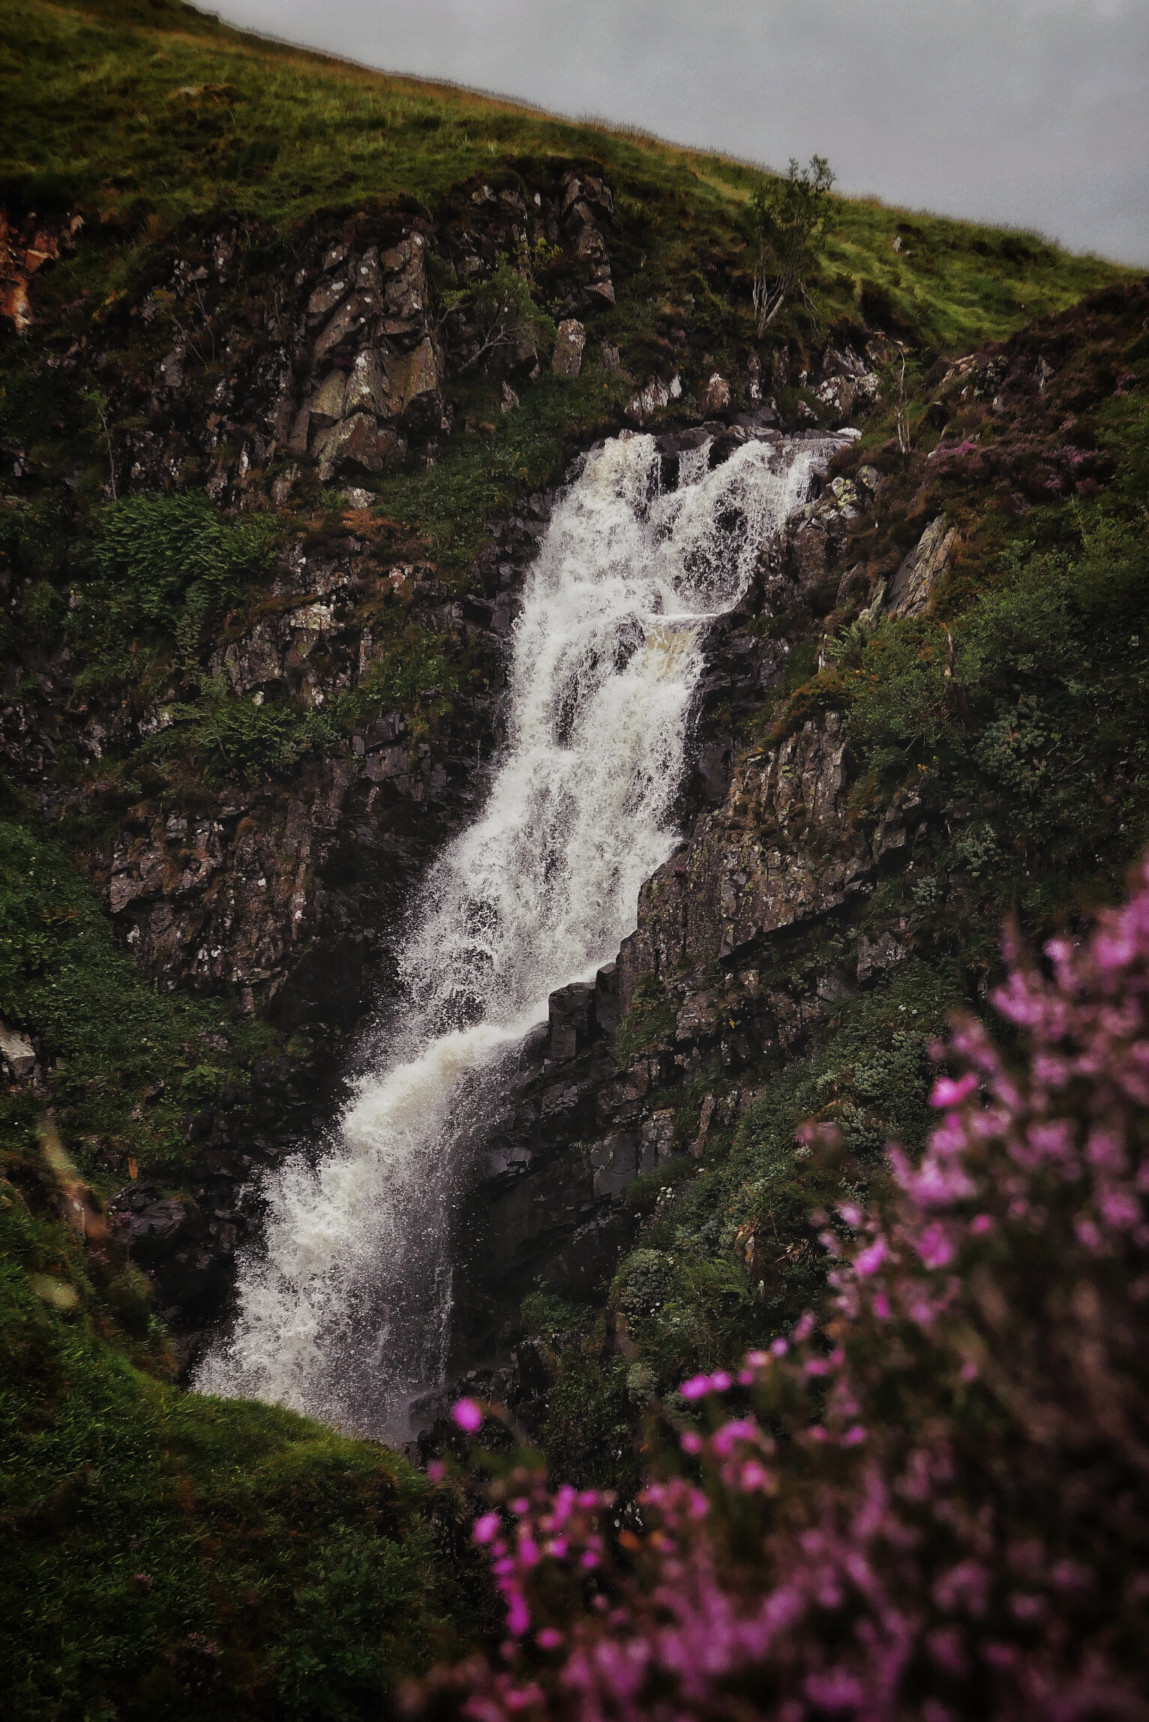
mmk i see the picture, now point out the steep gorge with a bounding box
[196,427,842,1440]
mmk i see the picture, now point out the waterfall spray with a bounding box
[196,431,839,1440]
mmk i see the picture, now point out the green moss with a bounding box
[614,972,678,1067]
[519,1293,638,1491]
[0,813,277,1181]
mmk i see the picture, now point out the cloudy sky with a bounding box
[209,0,1147,264]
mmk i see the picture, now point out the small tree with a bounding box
[750,155,836,333]
[445,256,556,376]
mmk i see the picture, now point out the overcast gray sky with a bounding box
[208,0,1148,264]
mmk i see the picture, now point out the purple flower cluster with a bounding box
[423,858,1149,1721]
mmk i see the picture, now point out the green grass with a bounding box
[0,1161,473,1720]
[0,0,1128,351]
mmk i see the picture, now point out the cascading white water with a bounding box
[196,430,838,1440]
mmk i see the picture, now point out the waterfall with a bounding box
[195,430,839,1440]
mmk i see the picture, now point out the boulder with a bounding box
[885,516,959,617]
[110,1183,200,1265]
[0,1020,35,1081]
[312,413,403,481]
[551,319,586,379]
[625,375,682,423]
[701,372,732,416]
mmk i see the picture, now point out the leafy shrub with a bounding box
[748,156,837,333]
[426,854,1149,1721]
[84,493,277,624]
[73,495,278,683]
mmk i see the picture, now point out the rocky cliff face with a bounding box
[5,142,1142,1408]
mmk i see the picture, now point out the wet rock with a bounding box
[618,711,870,1007]
[547,981,597,1062]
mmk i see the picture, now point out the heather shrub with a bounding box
[424,858,1149,1721]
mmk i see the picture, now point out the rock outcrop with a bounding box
[290,234,448,480]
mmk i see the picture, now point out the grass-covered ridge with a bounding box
[1,0,1127,354]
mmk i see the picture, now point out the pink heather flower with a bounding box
[709,1370,733,1393]
[680,1374,711,1400]
[505,1593,531,1637]
[969,1213,994,1234]
[1074,1215,1103,1251]
[452,1397,483,1433]
[473,1513,501,1545]
[1099,1187,1140,1229]
[536,1628,563,1650]
[916,1223,955,1269]
[680,1431,703,1455]
[931,1073,979,1109]
[854,1237,888,1276]
[770,1337,789,1356]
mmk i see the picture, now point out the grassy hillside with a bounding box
[1,0,1144,1713]
[0,1129,475,1720]
[2,0,1125,340]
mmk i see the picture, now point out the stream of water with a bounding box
[195,429,837,1440]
